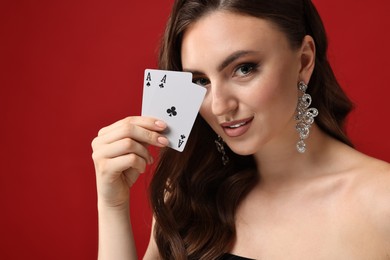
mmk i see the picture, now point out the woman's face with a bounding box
[181,11,312,156]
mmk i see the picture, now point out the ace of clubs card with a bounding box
[141,69,207,152]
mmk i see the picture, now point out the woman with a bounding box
[92,0,390,259]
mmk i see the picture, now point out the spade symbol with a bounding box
[146,82,150,87]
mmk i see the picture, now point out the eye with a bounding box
[193,77,210,87]
[234,63,257,77]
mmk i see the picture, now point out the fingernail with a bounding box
[155,120,166,128]
[157,136,169,146]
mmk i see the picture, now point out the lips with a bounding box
[220,116,254,137]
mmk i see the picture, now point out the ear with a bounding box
[299,35,316,84]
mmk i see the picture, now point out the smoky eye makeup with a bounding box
[192,75,210,87]
[233,62,259,76]
[230,61,261,81]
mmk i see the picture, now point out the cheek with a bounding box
[243,79,283,109]
[252,58,300,111]
[199,100,212,122]
[246,78,298,118]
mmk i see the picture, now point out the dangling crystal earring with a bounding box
[215,135,229,165]
[295,81,319,153]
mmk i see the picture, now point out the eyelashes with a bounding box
[233,62,258,77]
[193,77,210,87]
[192,62,260,87]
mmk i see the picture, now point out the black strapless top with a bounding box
[221,253,255,260]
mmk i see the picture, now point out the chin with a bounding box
[226,143,258,156]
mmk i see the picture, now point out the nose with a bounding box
[209,81,238,116]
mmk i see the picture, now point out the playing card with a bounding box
[141,69,206,152]
[142,69,192,116]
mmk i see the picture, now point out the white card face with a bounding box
[142,69,192,116]
[141,69,206,152]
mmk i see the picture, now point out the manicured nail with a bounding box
[155,120,166,128]
[157,136,169,146]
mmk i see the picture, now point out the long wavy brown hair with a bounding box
[149,0,354,259]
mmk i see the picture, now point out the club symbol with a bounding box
[178,134,186,148]
[159,83,164,88]
[167,106,177,117]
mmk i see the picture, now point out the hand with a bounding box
[91,116,168,209]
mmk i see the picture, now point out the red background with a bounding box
[0,0,389,259]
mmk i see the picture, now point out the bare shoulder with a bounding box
[347,152,390,244]
[352,153,390,197]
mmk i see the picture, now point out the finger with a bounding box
[94,123,169,148]
[98,153,147,177]
[98,116,167,136]
[94,138,153,164]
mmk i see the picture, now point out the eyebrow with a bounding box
[217,50,257,72]
[183,50,258,75]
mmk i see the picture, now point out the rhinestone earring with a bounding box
[295,81,319,153]
[215,135,229,165]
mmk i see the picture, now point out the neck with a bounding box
[252,124,338,189]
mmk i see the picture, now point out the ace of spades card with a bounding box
[142,69,193,116]
[141,69,207,152]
